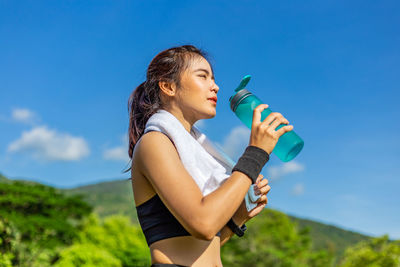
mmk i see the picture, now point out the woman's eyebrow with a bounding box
[193,68,215,80]
[194,68,210,74]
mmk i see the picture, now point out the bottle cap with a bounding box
[229,89,252,112]
[235,75,251,92]
[229,75,253,112]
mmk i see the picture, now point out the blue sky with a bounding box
[1,1,399,239]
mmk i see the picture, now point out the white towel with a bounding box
[144,109,234,196]
[143,109,260,211]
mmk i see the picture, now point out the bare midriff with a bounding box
[149,236,222,266]
[132,163,223,267]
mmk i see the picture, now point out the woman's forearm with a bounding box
[219,202,248,247]
[200,171,252,237]
[220,224,235,246]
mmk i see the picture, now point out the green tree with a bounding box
[55,214,150,267]
[339,235,400,267]
[221,209,334,267]
[0,180,92,266]
[55,243,122,267]
[0,217,16,267]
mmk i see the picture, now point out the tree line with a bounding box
[0,179,399,266]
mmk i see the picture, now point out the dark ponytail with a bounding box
[124,45,211,173]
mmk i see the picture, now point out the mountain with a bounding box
[289,215,370,259]
[64,178,136,220]
[0,173,7,182]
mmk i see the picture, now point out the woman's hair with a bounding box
[124,44,212,172]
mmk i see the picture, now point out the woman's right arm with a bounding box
[136,131,252,240]
[135,104,293,240]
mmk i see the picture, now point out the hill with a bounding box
[64,178,136,220]
[0,173,7,182]
[63,178,371,259]
[1,174,371,261]
[289,215,370,259]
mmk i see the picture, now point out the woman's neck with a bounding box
[161,107,195,134]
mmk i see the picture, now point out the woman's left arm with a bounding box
[220,174,270,247]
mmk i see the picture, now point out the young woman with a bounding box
[127,45,293,267]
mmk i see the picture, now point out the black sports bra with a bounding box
[136,193,221,246]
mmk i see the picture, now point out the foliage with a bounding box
[54,243,122,267]
[290,216,371,261]
[338,235,400,267]
[0,218,16,267]
[221,209,334,267]
[3,175,397,267]
[0,180,92,266]
[64,177,373,263]
[56,213,151,267]
[0,181,92,245]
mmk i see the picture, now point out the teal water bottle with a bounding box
[229,75,304,162]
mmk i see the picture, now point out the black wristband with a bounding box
[227,218,247,237]
[232,145,269,184]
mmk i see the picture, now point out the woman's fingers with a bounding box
[255,174,264,184]
[276,125,294,136]
[257,177,268,188]
[269,116,289,131]
[254,177,269,193]
[250,176,270,213]
[262,112,284,126]
[252,104,269,127]
[256,194,268,204]
[255,185,271,196]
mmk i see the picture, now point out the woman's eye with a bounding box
[199,75,207,79]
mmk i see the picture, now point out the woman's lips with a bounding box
[208,97,217,104]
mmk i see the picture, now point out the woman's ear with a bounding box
[158,80,176,97]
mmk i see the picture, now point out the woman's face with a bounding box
[176,56,220,122]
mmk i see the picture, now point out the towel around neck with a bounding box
[143,109,236,196]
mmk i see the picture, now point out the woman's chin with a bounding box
[195,106,217,120]
[198,113,215,121]
[206,112,216,119]
[205,107,216,117]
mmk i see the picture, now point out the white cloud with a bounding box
[103,146,129,162]
[291,183,305,196]
[7,126,90,161]
[103,134,130,162]
[217,125,250,161]
[11,108,39,125]
[267,161,305,181]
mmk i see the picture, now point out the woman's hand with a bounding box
[232,174,271,225]
[247,174,270,218]
[249,104,293,155]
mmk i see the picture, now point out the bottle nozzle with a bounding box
[234,75,252,92]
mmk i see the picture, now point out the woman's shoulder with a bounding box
[134,130,189,186]
[132,131,177,173]
[134,131,174,157]
[131,132,167,206]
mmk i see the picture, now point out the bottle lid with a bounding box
[229,75,253,112]
[229,89,252,112]
[235,75,251,92]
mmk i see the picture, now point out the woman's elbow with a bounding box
[192,231,213,241]
[193,220,218,241]
[192,230,215,241]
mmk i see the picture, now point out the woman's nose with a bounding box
[212,82,219,93]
